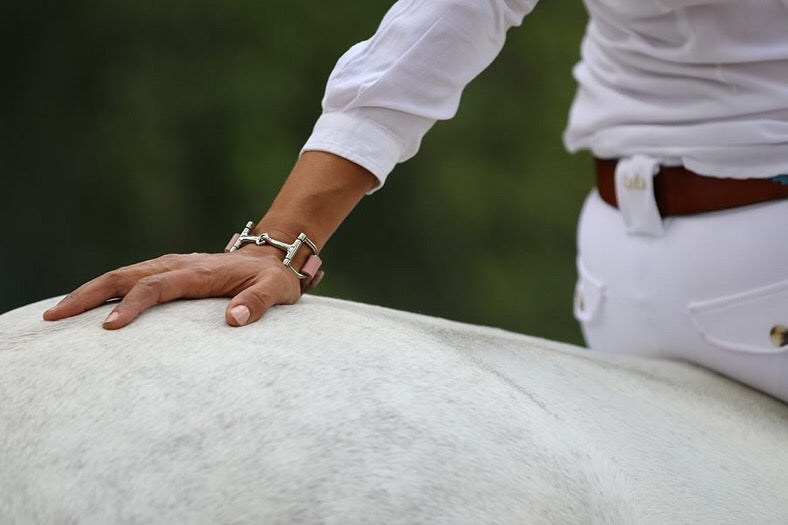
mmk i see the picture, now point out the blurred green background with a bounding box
[2,1,591,345]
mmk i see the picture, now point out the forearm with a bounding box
[254,150,378,254]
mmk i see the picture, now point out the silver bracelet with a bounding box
[224,221,322,283]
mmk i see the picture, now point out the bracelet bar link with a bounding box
[224,221,323,284]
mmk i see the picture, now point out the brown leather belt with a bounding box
[595,158,788,217]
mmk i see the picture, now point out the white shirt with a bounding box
[302,0,788,189]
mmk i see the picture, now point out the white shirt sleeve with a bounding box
[302,0,539,191]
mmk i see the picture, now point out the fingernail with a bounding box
[230,305,250,326]
[104,311,119,325]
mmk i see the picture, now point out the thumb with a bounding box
[225,275,298,327]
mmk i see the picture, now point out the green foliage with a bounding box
[2,1,590,344]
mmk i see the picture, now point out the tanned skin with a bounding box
[43,151,378,329]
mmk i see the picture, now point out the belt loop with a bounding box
[614,155,665,236]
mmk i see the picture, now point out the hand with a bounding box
[43,151,375,330]
[42,246,303,329]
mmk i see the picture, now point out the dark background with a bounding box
[2,1,591,345]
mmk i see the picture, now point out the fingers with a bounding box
[225,271,300,327]
[102,268,214,329]
[43,269,143,321]
[43,254,187,322]
[42,250,303,330]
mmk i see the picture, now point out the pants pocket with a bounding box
[688,280,788,355]
[573,257,605,324]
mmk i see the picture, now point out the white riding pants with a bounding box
[574,191,788,403]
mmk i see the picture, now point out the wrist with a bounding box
[259,151,376,246]
[225,222,323,291]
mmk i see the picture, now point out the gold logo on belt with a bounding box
[624,175,647,190]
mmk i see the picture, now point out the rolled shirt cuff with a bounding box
[301,108,434,193]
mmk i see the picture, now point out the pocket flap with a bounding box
[689,280,788,355]
[573,258,605,323]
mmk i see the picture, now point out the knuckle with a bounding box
[129,275,165,304]
[102,269,126,287]
[190,263,212,279]
[281,280,301,304]
[137,274,164,292]
[134,275,163,300]
[267,277,301,305]
[247,287,275,308]
[156,253,181,268]
[188,264,215,291]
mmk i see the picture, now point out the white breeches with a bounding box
[575,191,788,403]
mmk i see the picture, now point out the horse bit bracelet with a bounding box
[224,221,323,292]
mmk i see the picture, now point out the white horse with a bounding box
[1,296,786,524]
